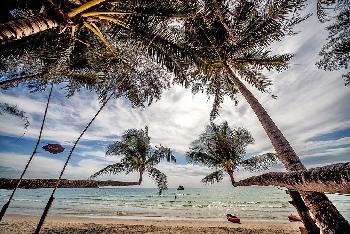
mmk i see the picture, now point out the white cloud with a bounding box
[1,12,350,187]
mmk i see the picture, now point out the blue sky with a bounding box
[0,9,349,188]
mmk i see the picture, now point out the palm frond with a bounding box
[240,153,278,171]
[233,51,293,71]
[201,170,224,184]
[186,151,220,168]
[146,146,175,167]
[232,64,272,93]
[0,102,30,128]
[147,167,168,194]
[187,122,256,174]
[90,162,125,179]
[343,72,350,86]
[317,8,350,84]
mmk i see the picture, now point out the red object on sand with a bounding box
[226,214,240,223]
[288,215,302,222]
[42,144,65,154]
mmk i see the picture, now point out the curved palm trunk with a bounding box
[223,62,349,233]
[225,164,236,186]
[228,172,235,187]
[0,84,53,222]
[0,15,60,44]
[236,162,350,194]
[138,170,144,185]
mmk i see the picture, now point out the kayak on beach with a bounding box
[226,214,240,223]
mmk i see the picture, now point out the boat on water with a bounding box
[177,185,184,190]
[226,214,240,223]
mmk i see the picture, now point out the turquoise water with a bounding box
[0,187,349,221]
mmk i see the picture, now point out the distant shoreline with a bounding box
[0,178,139,189]
[1,214,303,234]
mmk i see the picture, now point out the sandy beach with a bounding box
[0,214,303,233]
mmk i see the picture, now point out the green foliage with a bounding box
[317,7,350,85]
[1,0,194,106]
[90,163,125,178]
[91,126,175,193]
[240,153,278,171]
[201,170,223,184]
[1,0,306,119]
[165,0,303,120]
[187,121,277,185]
[147,167,168,194]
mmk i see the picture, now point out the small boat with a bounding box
[226,214,240,223]
[288,215,302,222]
[177,185,184,190]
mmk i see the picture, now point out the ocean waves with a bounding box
[1,187,349,221]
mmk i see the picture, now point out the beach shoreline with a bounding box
[0,214,303,233]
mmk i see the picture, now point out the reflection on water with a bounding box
[0,187,349,221]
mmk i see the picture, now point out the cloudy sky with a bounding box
[0,7,349,188]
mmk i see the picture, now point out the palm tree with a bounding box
[0,0,196,89]
[91,126,176,193]
[0,0,196,48]
[0,0,129,46]
[152,1,347,232]
[0,34,173,108]
[187,121,277,186]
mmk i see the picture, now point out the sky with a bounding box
[0,6,349,188]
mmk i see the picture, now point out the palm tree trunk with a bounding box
[236,162,350,194]
[0,84,53,222]
[228,172,235,187]
[223,62,349,233]
[225,165,236,186]
[138,170,143,185]
[0,15,59,44]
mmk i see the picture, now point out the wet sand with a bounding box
[0,214,303,233]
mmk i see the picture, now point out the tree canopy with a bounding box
[187,121,277,186]
[91,126,176,193]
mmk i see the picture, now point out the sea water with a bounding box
[0,187,349,221]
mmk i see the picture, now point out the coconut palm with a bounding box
[151,1,348,232]
[0,0,197,49]
[187,121,277,186]
[91,126,176,193]
[0,0,196,89]
[0,0,132,46]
